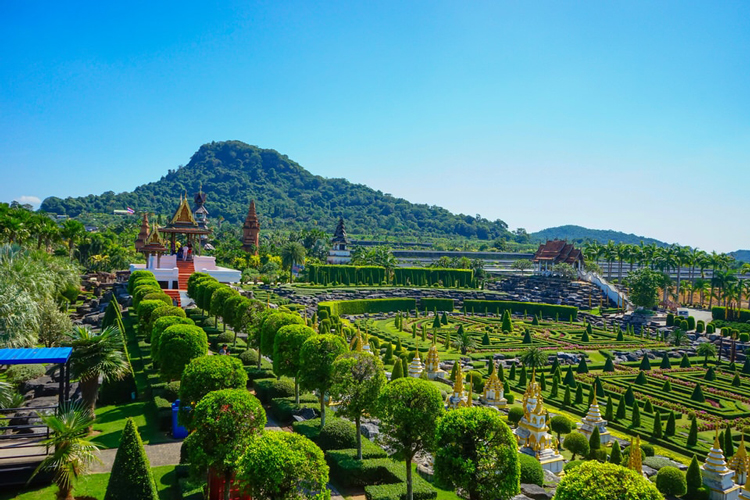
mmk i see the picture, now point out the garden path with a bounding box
[91,441,182,473]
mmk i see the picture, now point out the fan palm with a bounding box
[520,346,547,369]
[59,219,85,260]
[31,402,100,500]
[696,342,717,367]
[64,325,129,417]
[452,327,476,355]
[280,242,306,283]
[671,329,687,347]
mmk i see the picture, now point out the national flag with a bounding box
[126,207,135,214]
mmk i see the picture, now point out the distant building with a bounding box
[241,200,260,254]
[533,240,584,273]
[327,218,351,264]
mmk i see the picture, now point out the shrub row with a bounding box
[307,265,387,286]
[318,299,417,318]
[462,300,578,321]
[419,298,454,311]
[712,306,750,323]
[269,395,320,424]
[393,267,473,288]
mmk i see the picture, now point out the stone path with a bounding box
[91,441,182,473]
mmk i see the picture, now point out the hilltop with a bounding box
[530,225,669,247]
[41,141,511,239]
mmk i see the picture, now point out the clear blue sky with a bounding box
[1,1,748,252]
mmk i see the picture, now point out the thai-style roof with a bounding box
[134,212,150,251]
[142,223,168,254]
[170,194,198,227]
[331,218,350,244]
[533,239,584,265]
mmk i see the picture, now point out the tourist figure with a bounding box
[187,244,193,261]
[219,344,229,355]
[177,245,184,261]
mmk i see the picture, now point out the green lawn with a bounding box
[0,465,178,500]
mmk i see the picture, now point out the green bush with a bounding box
[555,461,661,500]
[318,299,418,318]
[325,449,393,488]
[518,453,543,486]
[563,460,584,473]
[246,367,275,383]
[128,270,156,293]
[706,323,716,334]
[6,364,46,386]
[254,377,295,404]
[137,300,169,333]
[148,306,185,338]
[307,265,387,286]
[103,418,158,500]
[696,320,705,334]
[132,284,161,309]
[179,355,248,412]
[393,267,474,287]
[419,298,454,311]
[317,418,358,450]
[141,292,172,306]
[157,325,209,380]
[462,300,577,321]
[215,331,235,345]
[656,466,687,497]
[163,381,180,402]
[687,316,696,330]
[153,396,172,431]
[239,349,259,366]
[151,316,195,363]
[713,306,750,322]
[270,395,320,424]
[644,457,676,470]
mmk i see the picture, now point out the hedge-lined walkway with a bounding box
[92,442,182,473]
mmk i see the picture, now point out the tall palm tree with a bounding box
[59,220,86,260]
[452,327,477,355]
[520,346,547,369]
[693,278,709,308]
[280,242,306,283]
[626,244,641,275]
[64,326,129,417]
[602,241,617,280]
[672,245,691,303]
[31,402,100,500]
[616,243,630,282]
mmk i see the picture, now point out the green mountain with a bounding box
[530,225,669,247]
[40,141,511,239]
[730,250,750,263]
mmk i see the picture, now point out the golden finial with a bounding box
[592,393,598,407]
[453,362,464,394]
[414,338,420,360]
[714,428,722,449]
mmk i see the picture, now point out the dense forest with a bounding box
[530,225,669,247]
[41,141,511,240]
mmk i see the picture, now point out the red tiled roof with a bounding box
[533,240,584,265]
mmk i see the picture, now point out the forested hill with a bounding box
[731,250,750,263]
[41,141,511,239]
[530,225,669,247]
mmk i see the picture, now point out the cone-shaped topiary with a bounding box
[441,312,448,325]
[687,417,698,446]
[501,310,512,333]
[635,371,648,385]
[589,426,601,452]
[605,395,614,421]
[609,441,622,464]
[665,411,676,437]
[652,411,663,439]
[522,330,532,344]
[433,314,441,329]
[509,364,516,381]
[577,357,589,374]
[563,385,571,406]
[680,353,692,368]
[518,366,527,387]
[540,372,547,391]
[603,356,615,372]
[482,332,490,345]
[743,357,750,375]
[660,353,672,369]
[624,386,635,406]
[104,418,158,500]
[639,354,652,371]
[616,329,624,342]
[705,367,716,381]
[685,455,702,498]
[391,359,404,380]
[575,384,583,405]
[690,383,706,403]
[616,394,626,421]
[725,426,735,457]
[632,402,641,428]
[662,380,672,392]
[643,399,653,413]
[581,327,591,343]
[733,372,742,387]
[564,365,577,387]
[550,376,559,398]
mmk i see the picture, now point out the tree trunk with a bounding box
[257,349,262,370]
[81,377,99,419]
[356,416,362,460]
[58,485,74,500]
[405,457,413,500]
[294,378,299,405]
[225,470,232,500]
[319,395,326,428]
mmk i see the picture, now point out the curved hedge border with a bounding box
[419,298,454,311]
[308,265,387,286]
[463,300,578,321]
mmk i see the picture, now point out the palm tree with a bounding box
[603,241,617,280]
[64,326,129,417]
[626,244,641,275]
[280,242,306,283]
[59,220,85,260]
[696,342,717,367]
[694,278,709,308]
[671,329,687,347]
[673,245,691,303]
[520,346,547,369]
[31,402,100,500]
[452,327,476,355]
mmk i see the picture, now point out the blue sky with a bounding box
[1,1,748,252]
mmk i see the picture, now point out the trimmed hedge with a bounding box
[158,325,209,380]
[419,298,454,312]
[393,267,473,288]
[308,265,387,286]
[128,270,156,293]
[519,452,544,486]
[179,355,248,410]
[462,300,578,321]
[151,316,195,364]
[254,377,295,404]
[318,299,417,317]
[137,300,169,334]
[712,306,750,322]
[104,418,158,500]
[270,394,320,424]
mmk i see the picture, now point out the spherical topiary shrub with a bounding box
[563,460,584,473]
[147,306,186,339]
[563,431,590,460]
[142,292,172,306]
[555,461,661,500]
[158,325,208,380]
[151,316,195,364]
[180,355,248,413]
[137,300,169,334]
[163,381,180,402]
[656,466,687,497]
[317,418,358,451]
[507,407,525,427]
[641,443,655,457]
[133,284,161,309]
[518,452,544,486]
[215,331,235,346]
[253,377,295,404]
[239,349,259,366]
[128,270,156,293]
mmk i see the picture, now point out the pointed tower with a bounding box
[514,369,564,474]
[241,200,260,254]
[424,336,443,379]
[627,435,643,474]
[703,429,741,500]
[481,362,507,408]
[193,185,209,229]
[408,340,424,378]
[730,436,750,486]
[578,394,612,444]
[447,362,468,408]
[134,212,150,252]
[327,217,351,264]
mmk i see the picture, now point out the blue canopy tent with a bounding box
[0,347,73,406]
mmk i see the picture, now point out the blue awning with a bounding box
[0,347,73,365]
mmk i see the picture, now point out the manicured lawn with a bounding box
[0,465,178,500]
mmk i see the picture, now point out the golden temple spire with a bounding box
[715,428,722,449]
[453,362,464,394]
[414,338,420,360]
[592,393,598,407]
[628,435,642,473]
